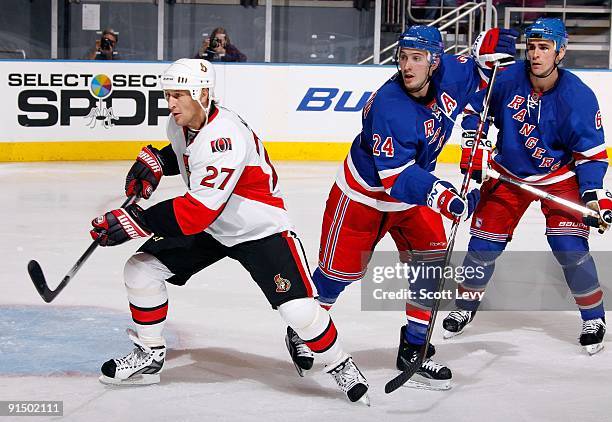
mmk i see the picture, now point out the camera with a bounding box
[210,38,222,49]
[100,38,114,50]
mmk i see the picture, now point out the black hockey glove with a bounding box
[125,145,164,199]
[90,204,151,246]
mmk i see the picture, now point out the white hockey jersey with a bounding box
[165,105,293,246]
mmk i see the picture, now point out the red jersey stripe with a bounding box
[233,166,285,209]
[490,159,573,183]
[343,159,401,202]
[207,107,219,124]
[173,192,224,235]
[263,148,279,189]
[381,172,401,190]
[573,150,608,162]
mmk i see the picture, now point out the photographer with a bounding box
[94,28,121,60]
[194,27,246,62]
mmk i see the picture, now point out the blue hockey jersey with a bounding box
[336,54,487,211]
[462,61,608,194]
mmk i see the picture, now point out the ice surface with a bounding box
[1,162,610,421]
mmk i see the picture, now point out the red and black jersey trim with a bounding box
[130,300,169,325]
[207,103,219,124]
[142,194,224,237]
[172,193,225,235]
[304,318,338,353]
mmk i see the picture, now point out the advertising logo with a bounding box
[85,74,118,129]
[8,71,169,128]
[296,88,372,112]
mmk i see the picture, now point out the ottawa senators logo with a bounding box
[274,274,291,293]
[211,137,233,153]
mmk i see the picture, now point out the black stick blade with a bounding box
[27,260,53,303]
[384,356,422,394]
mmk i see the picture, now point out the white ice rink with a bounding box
[1,161,611,421]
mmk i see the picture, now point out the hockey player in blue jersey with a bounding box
[284,25,518,389]
[443,18,611,355]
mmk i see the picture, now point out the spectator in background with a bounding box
[194,27,246,62]
[493,0,546,24]
[424,0,457,20]
[85,28,121,60]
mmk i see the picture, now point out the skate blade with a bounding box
[443,329,463,339]
[584,343,604,355]
[291,361,308,377]
[285,335,313,377]
[403,374,452,391]
[99,373,160,386]
[357,393,371,407]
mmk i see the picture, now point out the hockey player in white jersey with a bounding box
[89,58,369,404]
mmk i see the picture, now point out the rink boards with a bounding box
[0,60,611,162]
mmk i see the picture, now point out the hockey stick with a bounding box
[27,196,137,303]
[487,168,611,233]
[385,62,502,394]
[487,168,598,218]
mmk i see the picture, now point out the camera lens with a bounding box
[101,38,113,49]
[210,38,219,49]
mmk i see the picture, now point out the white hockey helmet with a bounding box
[160,58,216,102]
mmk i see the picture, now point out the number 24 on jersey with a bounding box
[372,134,395,158]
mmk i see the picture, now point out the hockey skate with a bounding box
[285,326,314,377]
[442,310,475,339]
[99,329,165,386]
[326,356,370,405]
[579,318,606,355]
[397,326,452,390]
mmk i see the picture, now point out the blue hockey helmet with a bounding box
[397,25,444,63]
[525,18,568,52]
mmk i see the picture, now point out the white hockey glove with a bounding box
[472,28,519,70]
[582,188,612,234]
[427,181,480,222]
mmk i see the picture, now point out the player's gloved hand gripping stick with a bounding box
[385,62,503,394]
[27,196,138,303]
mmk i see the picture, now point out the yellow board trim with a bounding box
[0,141,462,162]
[0,141,170,162]
[0,141,610,165]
